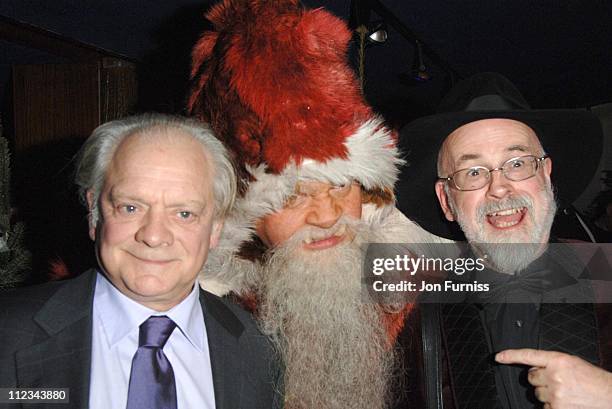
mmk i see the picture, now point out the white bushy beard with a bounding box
[447,182,557,274]
[256,216,396,409]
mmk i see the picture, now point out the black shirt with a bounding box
[467,246,585,409]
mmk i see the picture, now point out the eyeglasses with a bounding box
[284,181,358,208]
[439,154,549,191]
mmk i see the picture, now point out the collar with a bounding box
[94,271,206,351]
[465,243,579,304]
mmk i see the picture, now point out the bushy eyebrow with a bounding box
[506,144,530,153]
[107,190,139,203]
[455,144,531,167]
[108,189,206,209]
[456,153,480,165]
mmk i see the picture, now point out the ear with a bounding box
[435,181,455,222]
[86,190,97,241]
[543,156,552,181]
[208,219,224,249]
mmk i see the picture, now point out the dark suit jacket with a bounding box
[0,270,282,409]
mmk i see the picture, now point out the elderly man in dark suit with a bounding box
[0,114,281,409]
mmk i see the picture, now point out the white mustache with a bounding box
[284,216,360,245]
[303,224,347,244]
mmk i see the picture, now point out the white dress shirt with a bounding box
[89,272,216,409]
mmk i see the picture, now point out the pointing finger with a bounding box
[495,348,561,367]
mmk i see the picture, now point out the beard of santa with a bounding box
[256,216,396,409]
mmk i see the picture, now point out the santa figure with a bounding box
[188,1,447,408]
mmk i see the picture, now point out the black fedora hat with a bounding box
[395,72,603,240]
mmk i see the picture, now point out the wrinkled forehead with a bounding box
[440,118,544,171]
[106,129,214,194]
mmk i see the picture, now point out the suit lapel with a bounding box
[200,290,245,409]
[15,270,96,409]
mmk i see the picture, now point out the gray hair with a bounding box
[75,113,236,224]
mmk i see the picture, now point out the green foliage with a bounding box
[0,133,32,288]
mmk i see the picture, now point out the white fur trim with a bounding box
[237,117,404,218]
[296,118,404,190]
[198,205,259,295]
[361,204,455,245]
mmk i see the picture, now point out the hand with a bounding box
[495,348,612,409]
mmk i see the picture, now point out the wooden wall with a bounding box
[12,58,137,154]
[12,63,99,153]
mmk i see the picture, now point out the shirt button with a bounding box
[515,320,523,328]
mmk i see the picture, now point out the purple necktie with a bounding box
[126,316,178,409]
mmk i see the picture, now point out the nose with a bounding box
[305,195,342,229]
[485,169,514,200]
[135,210,174,247]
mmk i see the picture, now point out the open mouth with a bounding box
[303,224,347,250]
[486,207,527,228]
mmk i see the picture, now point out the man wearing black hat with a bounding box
[396,73,611,409]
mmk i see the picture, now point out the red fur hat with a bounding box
[188,0,401,189]
[189,0,381,171]
[187,0,411,295]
